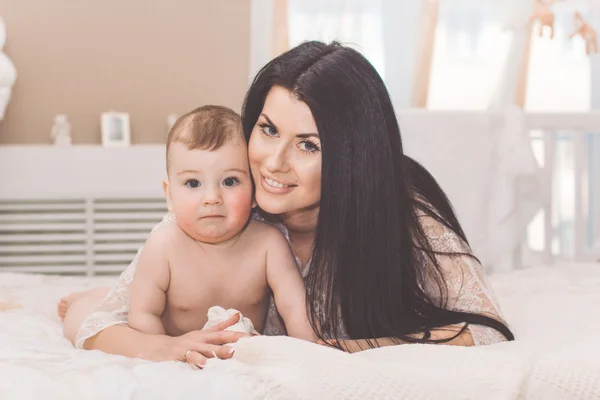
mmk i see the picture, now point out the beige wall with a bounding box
[0,1,250,144]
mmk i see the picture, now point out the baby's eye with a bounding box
[185,179,200,188]
[223,177,240,187]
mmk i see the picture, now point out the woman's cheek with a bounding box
[247,131,259,161]
[299,156,322,200]
[248,131,268,170]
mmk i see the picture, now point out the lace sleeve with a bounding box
[419,215,509,346]
[262,295,287,336]
[74,213,176,349]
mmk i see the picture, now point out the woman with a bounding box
[59,41,513,366]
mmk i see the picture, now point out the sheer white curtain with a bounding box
[249,0,422,109]
[248,0,277,83]
[287,0,386,77]
[584,2,600,255]
[427,0,593,112]
[249,0,386,81]
[427,0,518,109]
[287,0,429,110]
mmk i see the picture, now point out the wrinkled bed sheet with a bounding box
[1,263,599,399]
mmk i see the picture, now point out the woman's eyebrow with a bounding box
[296,133,319,139]
[260,113,319,138]
[260,113,277,128]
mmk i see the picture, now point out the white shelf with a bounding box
[0,145,167,199]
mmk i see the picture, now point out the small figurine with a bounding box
[569,12,598,56]
[51,114,72,146]
[529,0,556,39]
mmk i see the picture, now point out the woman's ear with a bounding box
[252,197,257,209]
[163,179,173,211]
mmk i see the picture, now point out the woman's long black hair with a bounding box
[242,41,514,346]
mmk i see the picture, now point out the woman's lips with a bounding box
[260,175,295,194]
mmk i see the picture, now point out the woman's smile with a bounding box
[261,174,297,194]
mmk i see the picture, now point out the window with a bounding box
[288,0,385,78]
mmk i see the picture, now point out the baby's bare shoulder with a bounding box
[245,219,286,239]
[144,221,185,252]
[243,220,289,252]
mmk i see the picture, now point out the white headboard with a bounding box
[0,145,168,275]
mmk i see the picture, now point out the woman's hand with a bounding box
[154,313,251,367]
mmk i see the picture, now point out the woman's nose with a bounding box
[264,144,290,173]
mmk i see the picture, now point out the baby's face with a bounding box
[165,140,254,244]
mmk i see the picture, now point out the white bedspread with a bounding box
[1,263,599,399]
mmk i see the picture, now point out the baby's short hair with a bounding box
[166,105,243,171]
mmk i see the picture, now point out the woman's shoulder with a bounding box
[415,208,470,254]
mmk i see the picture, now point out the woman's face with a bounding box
[248,86,322,217]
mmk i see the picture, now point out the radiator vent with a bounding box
[0,198,166,275]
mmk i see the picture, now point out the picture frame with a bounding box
[101,111,131,147]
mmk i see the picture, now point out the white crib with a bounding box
[525,111,600,263]
[400,108,600,269]
[0,109,598,275]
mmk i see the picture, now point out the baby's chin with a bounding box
[184,226,243,245]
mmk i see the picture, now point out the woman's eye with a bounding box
[185,179,200,188]
[259,123,277,137]
[223,177,239,187]
[299,140,321,153]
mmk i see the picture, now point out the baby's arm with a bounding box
[128,232,170,335]
[265,229,316,342]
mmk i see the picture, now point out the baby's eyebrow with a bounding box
[225,168,249,176]
[177,169,200,176]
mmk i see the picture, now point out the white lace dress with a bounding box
[75,213,509,348]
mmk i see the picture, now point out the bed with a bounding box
[1,109,599,398]
[1,262,599,399]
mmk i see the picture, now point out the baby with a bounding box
[127,105,314,341]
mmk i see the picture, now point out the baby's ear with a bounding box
[162,179,173,211]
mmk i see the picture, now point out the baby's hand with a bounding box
[174,313,253,368]
[203,306,257,335]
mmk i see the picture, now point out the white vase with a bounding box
[0,16,17,120]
